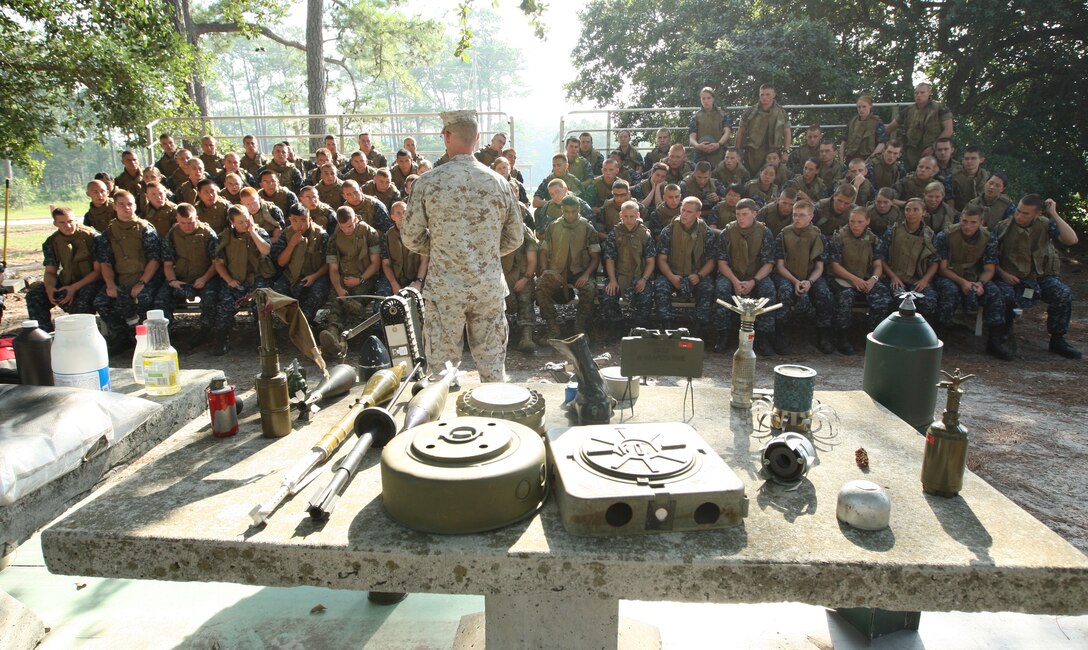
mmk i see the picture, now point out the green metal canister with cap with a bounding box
[862,293,943,434]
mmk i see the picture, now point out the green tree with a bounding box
[0,0,195,176]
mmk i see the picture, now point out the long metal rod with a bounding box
[2,178,9,266]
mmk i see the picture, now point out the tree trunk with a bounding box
[306,0,327,152]
[166,0,211,118]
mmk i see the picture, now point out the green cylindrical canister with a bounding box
[863,296,943,433]
[773,365,816,412]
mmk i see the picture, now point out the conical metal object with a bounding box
[358,335,392,381]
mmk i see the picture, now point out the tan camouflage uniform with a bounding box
[402,152,523,382]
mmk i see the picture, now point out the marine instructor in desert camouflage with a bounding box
[402,110,524,381]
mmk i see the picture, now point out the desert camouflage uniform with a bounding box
[402,153,524,382]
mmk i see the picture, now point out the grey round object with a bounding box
[600,366,640,406]
[456,384,546,434]
[760,432,817,483]
[836,480,891,531]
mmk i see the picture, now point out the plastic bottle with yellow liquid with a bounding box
[142,309,180,395]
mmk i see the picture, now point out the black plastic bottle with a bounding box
[14,320,54,386]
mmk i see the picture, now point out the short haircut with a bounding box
[694,161,713,173]
[145,181,164,191]
[396,148,411,158]
[502,147,516,156]
[325,134,336,141]
[94,171,113,182]
[793,199,814,213]
[759,83,775,92]
[121,149,137,160]
[565,136,579,146]
[991,171,1009,188]
[807,124,823,133]
[726,183,746,196]
[935,137,954,146]
[886,139,902,149]
[350,150,364,160]
[196,178,217,192]
[736,198,759,212]
[849,157,866,167]
[552,153,567,163]
[820,139,835,148]
[319,162,336,173]
[159,133,174,141]
[651,162,669,173]
[579,132,592,139]
[224,172,242,184]
[113,189,135,202]
[779,186,799,200]
[299,185,317,196]
[259,169,277,181]
[342,179,361,192]
[374,168,391,179]
[176,203,197,219]
[336,206,356,223]
[288,203,309,218]
[52,206,75,220]
[547,178,568,190]
[391,200,407,212]
[315,148,331,159]
[201,135,215,144]
[963,145,982,155]
[681,196,703,210]
[243,134,255,143]
[924,181,945,195]
[602,158,620,169]
[877,187,897,200]
[725,146,739,154]
[611,179,630,191]
[664,183,682,194]
[961,205,984,219]
[620,200,640,212]
[1020,193,1045,211]
[405,174,419,184]
[834,184,857,200]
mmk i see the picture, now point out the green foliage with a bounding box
[0,0,197,173]
[4,177,42,211]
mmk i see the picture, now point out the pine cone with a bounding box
[855,447,870,469]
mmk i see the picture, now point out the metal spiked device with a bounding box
[717,296,782,410]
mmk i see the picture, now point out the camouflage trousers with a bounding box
[322,279,378,330]
[830,279,893,330]
[376,276,412,297]
[600,277,653,325]
[505,278,537,326]
[876,279,938,321]
[423,292,508,383]
[773,276,833,328]
[934,278,1004,328]
[26,281,103,332]
[535,270,597,325]
[272,275,331,325]
[153,278,222,328]
[94,279,162,339]
[991,276,1073,335]
[653,275,715,324]
[714,276,776,333]
[217,278,271,330]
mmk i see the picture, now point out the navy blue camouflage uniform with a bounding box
[933,228,1002,328]
[212,226,274,330]
[601,225,656,325]
[270,226,331,324]
[991,218,1074,335]
[25,230,106,331]
[93,221,163,338]
[154,225,221,327]
[653,221,717,325]
[714,223,776,334]
[773,228,833,328]
[827,228,893,330]
[874,224,940,319]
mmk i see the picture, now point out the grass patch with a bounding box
[2,223,53,269]
[3,201,66,221]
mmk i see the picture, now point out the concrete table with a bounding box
[41,385,1088,649]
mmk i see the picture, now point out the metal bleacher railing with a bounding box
[559,103,905,156]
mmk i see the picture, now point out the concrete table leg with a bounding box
[0,590,47,650]
[453,593,660,650]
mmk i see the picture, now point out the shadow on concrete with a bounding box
[924,493,993,565]
[837,519,896,552]
[756,478,818,523]
[172,585,389,650]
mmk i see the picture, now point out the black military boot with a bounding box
[712,329,733,353]
[772,325,788,355]
[754,333,775,357]
[816,327,836,354]
[835,330,856,356]
[986,324,1014,361]
[1049,334,1083,359]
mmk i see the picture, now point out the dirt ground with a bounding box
[2,251,1085,554]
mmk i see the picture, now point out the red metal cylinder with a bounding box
[207,381,239,438]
